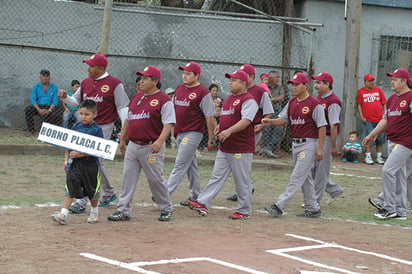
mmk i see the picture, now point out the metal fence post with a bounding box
[100,0,113,55]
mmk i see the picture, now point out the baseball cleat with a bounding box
[297,209,322,218]
[264,203,283,217]
[374,209,396,220]
[229,212,250,220]
[188,200,208,216]
[368,197,383,210]
[98,194,117,207]
[107,211,130,221]
[158,210,173,221]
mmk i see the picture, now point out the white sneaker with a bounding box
[87,213,99,223]
[364,155,374,165]
[376,156,385,164]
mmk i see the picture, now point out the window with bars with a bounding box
[376,35,412,88]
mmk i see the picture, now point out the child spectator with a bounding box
[52,100,103,225]
[62,80,80,128]
[342,131,362,163]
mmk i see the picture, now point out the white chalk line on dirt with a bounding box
[80,253,268,274]
[330,172,380,180]
[265,233,412,274]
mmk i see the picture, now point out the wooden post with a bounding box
[341,0,362,147]
[282,0,293,86]
[99,0,113,56]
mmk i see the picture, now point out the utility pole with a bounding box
[99,0,113,56]
[341,0,362,147]
[282,0,293,86]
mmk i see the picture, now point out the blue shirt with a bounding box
[71,121,104,165]
[30,82,59,106]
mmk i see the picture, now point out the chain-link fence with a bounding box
[0,0,314,157]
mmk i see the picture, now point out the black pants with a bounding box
[343,150,359,162]
[25,105,61,132]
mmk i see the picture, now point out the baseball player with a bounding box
[167,62,216,206]
[363,68,412,220]
[107,66,175,222]
[226,64,274,202]
[263,72,327,218]
[58,53,130,213]
[311,72,344,203]
[188,70,258,219]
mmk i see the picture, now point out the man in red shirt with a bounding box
[357,74,387,164]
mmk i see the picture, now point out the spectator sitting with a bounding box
[342,131,362,164]
[165,87,176,148]
[25,69,60,135]
[62,80,81,128]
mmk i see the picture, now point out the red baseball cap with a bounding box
[364,74,375,81]
[239,64,255,76]
[311,72,333,85]
[225,70,249,84]
[136,65,161,80]
[179,62,201,75]
[288,72,309,85]
[387,68,410,80]
[83,53,108,68]
[260,73,269,80]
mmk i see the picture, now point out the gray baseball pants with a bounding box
[74,122,116,207]
[314,136,343,202]
[197,150,254,214]
[381,141,412,216]
[276,138,320,212]
[116,141,172,216]
[167,131,203,200]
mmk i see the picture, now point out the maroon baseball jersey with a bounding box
[127,91,171,143]
[173,83,210,135]
[219,93,256,153]
[317,92,341,135]
[80,75,122,125]
[386,90,412,149]
[247,84,265,125]
[288,95,324,138]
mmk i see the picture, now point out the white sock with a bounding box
[366,152,371,158]
[91,206,98,215]
[377,152,382,158]
[61,208,69,217]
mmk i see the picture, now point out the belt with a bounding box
[133,140,154,146]
[292,138,306,144]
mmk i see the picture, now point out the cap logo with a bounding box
[400,100,407,108]
[240,65,245,70]
[101,85,110,93]
[144,67,149,71]
[189,92,197,100]
[150,99,159,107]
[318,73,322,76]
[293,75,298,79]
[302,106,310,114]
[185,63,191,67]
[90,54,96,59]
[394,69,399,73]
[233,99,240,106]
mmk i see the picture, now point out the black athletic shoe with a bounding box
[158,210,172,221]
[297,209,322,218]
[264,203,283,217]
[227,188,254,202]
[180,197,195,207]
[368,197,383,210]
[374,209,396,220]
[107,211,130,221]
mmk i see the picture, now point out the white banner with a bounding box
[37,122,118,160]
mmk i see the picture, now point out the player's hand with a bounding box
[331,146,339,157]
[214,125,220,135]
[58,89,67,99]
[316,148,323,161]
[119,140,127,155]
[261,118,271,126]
[150,140,162,154]
[362,135,375,147]
[218,129,231,143]
[207,139,216,151]
[254,124,264,134]
[361,117,367,123]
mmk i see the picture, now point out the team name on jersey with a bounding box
[220,108,235,116]
[388,109,402,117]
[83,94,104,103]
[290,117,305,125]
[174,98,191,106]
[129,110,151,120]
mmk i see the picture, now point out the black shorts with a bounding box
[65,159,101,200]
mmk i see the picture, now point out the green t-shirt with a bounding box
[65,90,79,111]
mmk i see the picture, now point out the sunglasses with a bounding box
[40,69,50,75]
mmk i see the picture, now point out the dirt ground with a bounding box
[1,202,412,273]
[1,145,412,273]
